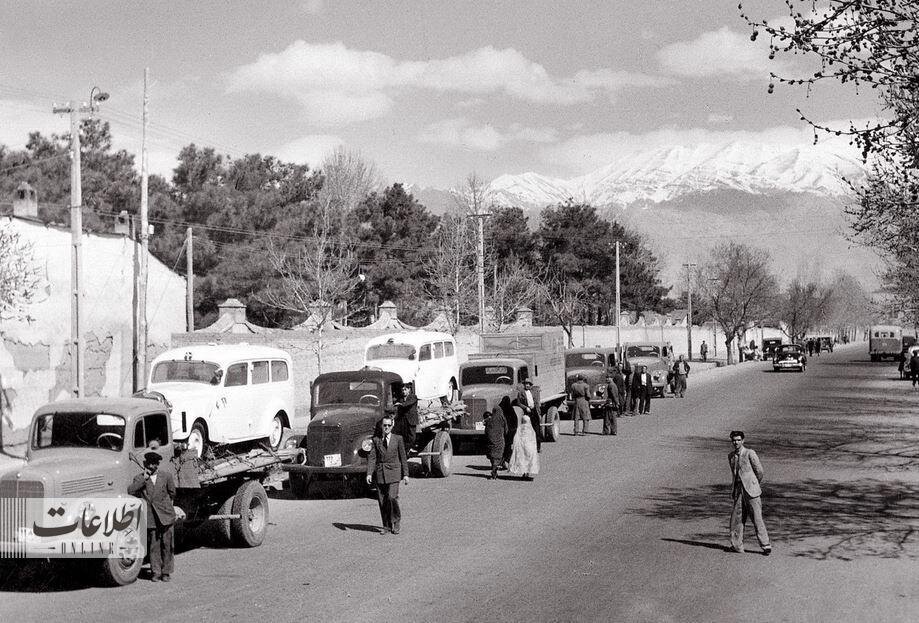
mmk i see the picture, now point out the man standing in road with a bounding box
[611,364,626,417]
[394,382,419,451]
[672,355,691,398]
[728,430,771,555]
[128,451,177,581]
[569,374,591,435]
[366,416,409,534]
[700,340,708,362]
[909,350,919,389]
[631,365,652,415]
[602,373,619,435]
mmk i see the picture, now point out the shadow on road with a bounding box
[632,478,919,561]
[332,522,381,533]
[661,537,730,552]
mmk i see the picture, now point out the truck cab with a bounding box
[457,357,530,433]
[564,348,619,412]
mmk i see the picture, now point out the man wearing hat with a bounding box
[128,450,177,581]
[516,378,542,453]
[569,374,591,435]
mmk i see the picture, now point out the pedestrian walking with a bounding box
[483,408,507,480]
[508,406,539,480]
[700,340,708,362]
[806,339,814,356]
[631,365,652,415]
[672,355,691,398]
[516,379,542,453]
[602,374,619,435]
[501,395,518,467]
[366,415,409,534]
[128,451,177,581]
[728,430,771,555]
[814,339,822,357]
[569,374,591,435]
[910,351,919,388]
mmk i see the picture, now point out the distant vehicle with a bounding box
[762,338,783,359]
[147,344,295,457]
[773,344,807,372]
[869,325,902,361]
[624,343,672,397]
[363,331,459,401]
[564,347,620,414]
[903,335,917,350]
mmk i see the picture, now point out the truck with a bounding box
[0,397,298,586]
[869,325,902,361]
[624,342,674,398]
[455,330,567,443]
[284,369,460,498]
[564,347,621,415]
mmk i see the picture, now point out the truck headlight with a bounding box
[361,438,373,452]
[284,437,299,450]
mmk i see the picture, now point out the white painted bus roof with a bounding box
[152,344,292,365]
[365,331,456,348]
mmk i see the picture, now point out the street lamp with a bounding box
[52,86,108,398]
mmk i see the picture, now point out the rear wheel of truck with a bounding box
[289,472,311,499]
[99,555,142,586]
[422,430,453,477]
[543,406,560,442]
[230,480,269,547]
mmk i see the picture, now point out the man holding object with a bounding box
[128,450,177,581]
[366,416,409,534]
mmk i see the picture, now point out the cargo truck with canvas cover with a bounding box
[456,330,567,442]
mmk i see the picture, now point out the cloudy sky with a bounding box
[0,0,878,188]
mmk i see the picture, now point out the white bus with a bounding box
[363,331,459,401]
[869,325,902,361]
[147,344,295,456]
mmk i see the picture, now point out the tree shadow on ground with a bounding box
[631,478,919,561]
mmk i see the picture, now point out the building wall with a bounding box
[0,218,186,431]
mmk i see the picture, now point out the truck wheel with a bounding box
[230,480,269,547]
[188,422,207,459]
[422,430,453,477]
[289,472,311,499]
[99,555,142,586]
[543,406,560,442]
[268,415,285,450]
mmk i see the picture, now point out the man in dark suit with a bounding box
[602,373,620,435]
[515,379,542,453]
[611,364,626,416]
[128,451,177,581]
[394,382,419,451]
[366,415,409,534]
[630,365,653,415]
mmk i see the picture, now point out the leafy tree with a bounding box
[421,212,477,334]
[486,206,537,269]
[490,256,544,332]
[776,279,832,342]
[699,242,777,364]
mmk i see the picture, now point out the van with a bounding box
[363,331,459,401]
[869,325,902,361]
[147,344,295,456]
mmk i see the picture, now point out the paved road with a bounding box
[3,344,919,622]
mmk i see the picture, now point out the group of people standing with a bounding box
[484,379,541,480]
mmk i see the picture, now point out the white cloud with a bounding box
[274,134,343,167]
[418,118,558,151]
[657,26,789,80]
[541,124,860,174]
[227,41,668,126]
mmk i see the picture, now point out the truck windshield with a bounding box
[152,360,219,384]
[462,365,513,385]
[626,345,660,358]
[565,352,605,368]
[314,380,383,406]
[366,344,415,361]
[32,412,126,452]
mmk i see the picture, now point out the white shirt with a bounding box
[524,389,535,408]
[150,473,158,485]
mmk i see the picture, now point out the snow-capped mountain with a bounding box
[488,141,863,209]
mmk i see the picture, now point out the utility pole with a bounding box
[133,69,150,392]
[186,227,194,331]
[683,263,697,359]
[615,241,621,350]
[468,212,489,333]
[53,87,108,398]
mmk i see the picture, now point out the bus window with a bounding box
[434,342,444,359]
[419,344,432,361]
[445,341,455,356]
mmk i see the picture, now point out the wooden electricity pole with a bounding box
[186,227,194,331]
[133,69,150,392]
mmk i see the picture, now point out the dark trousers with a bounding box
[489,456,503,478]
[502,430,516,464]
[148,520,174,577]
[375,481,401,531]
[602,404,617,435]
[634,390,650,414]
[674,375,687,397]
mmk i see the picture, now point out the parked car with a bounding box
[762,338,783,359]
[147,344,295,457]
[363,331,459,401]
[773,344,807,372]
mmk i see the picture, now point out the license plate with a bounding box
[474,422,485,431]
[323,453,341,467]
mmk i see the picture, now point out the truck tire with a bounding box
[188,422,207,459]
[230,480,269,547]
[99,555,142,586]
[268,414,285,450]
[422,430,453,477]
[214,492,234,545]
[289,472,311,499]
[543,406,560,442]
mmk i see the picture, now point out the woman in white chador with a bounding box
[508,407,539,480]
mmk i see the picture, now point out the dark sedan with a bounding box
[773,344,807,372]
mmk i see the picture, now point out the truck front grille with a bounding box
[306,426,342,466]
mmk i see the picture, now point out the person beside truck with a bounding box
[128,450,177,582]
[366,415,409,535]
[569,375,591,435]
